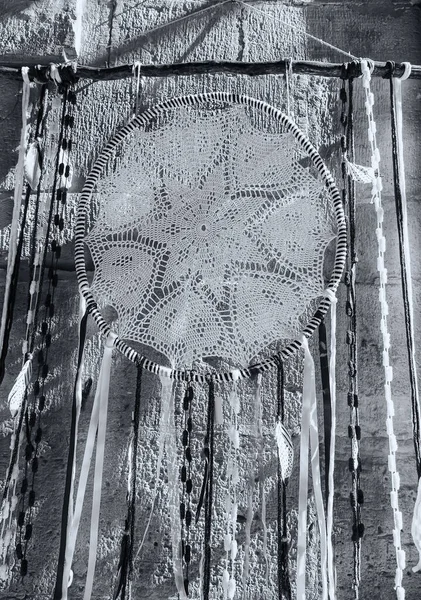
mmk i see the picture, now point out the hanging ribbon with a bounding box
[54,294,88,600]
[297,337,328,600]
[59,331,116,600]
[84,332,117,600]
[325,290,338,600]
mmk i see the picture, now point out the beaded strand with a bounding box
[361,59,405,600]
[340,73,364,597]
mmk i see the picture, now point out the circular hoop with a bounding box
[75,92,347,382]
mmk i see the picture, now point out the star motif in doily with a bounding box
[139,166,265,303]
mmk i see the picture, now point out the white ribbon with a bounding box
[325,290,338,599]
[60,294,87,598]
[297,337,328,600]
[83,332,116,600]
[61,331,116,600]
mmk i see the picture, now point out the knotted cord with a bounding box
[340,69,364,598]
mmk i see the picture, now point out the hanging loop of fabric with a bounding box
[400,62,412,81]
[132,61,142,117]
[285,58,293,118]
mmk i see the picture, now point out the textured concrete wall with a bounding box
[0,1,421,599]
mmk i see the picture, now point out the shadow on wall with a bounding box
[92,0,234,67]
[0,80,24,230]
[0,0,39,19]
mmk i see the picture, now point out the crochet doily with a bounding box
[85,101,336,368]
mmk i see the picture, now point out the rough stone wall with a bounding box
[0,1,420,599]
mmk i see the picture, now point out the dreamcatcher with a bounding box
[48,91,346,600]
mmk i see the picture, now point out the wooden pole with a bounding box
[0,59,420,82]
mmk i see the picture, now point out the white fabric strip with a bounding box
[325,290,338,599]
[307,348,328,600]
[61,294,87,597]
[160,373,187,600]
[0,76,30,357]
[296,337,313,600]
[63,333,115,600]
[83,332,116,600]
[73,0,86,56]
[302,336,328,600]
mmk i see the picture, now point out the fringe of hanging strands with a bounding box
[0,80,51,583]
[58,331,116,600]
[19,84,76,581]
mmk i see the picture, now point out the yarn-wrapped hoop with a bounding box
[75,92,346,382]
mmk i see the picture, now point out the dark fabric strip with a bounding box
[202,378,215,600]
[276,361,291,600]
[318,321,332,504]
[388,68,421,479]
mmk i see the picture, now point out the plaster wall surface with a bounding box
[0,1,420,599]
